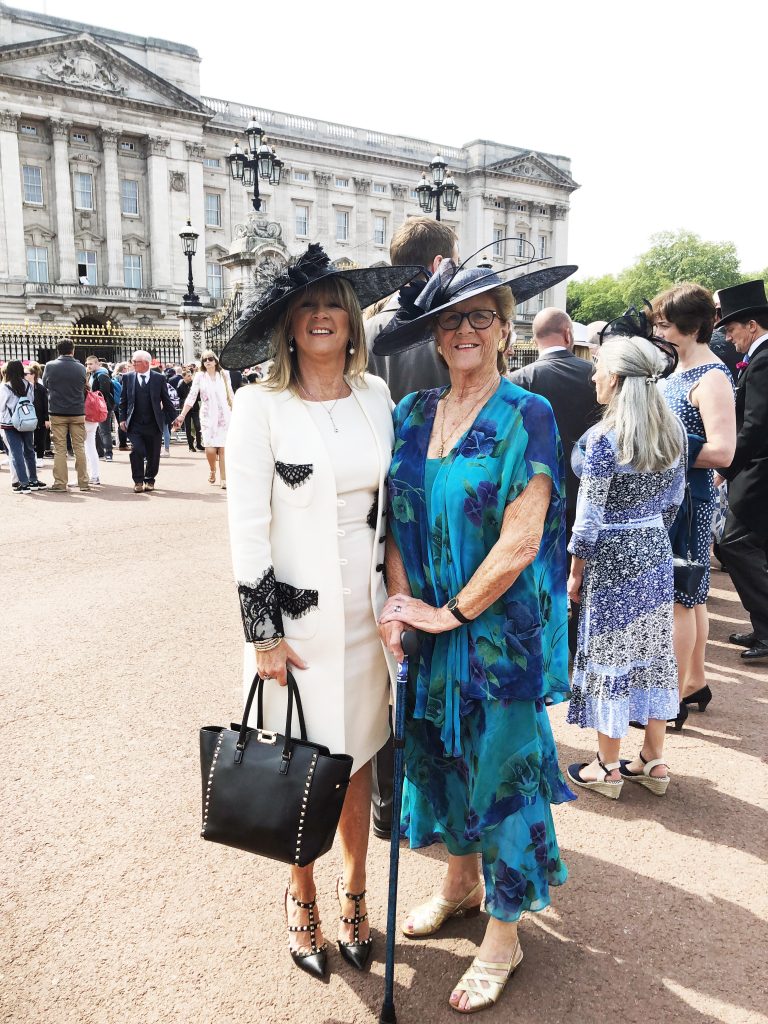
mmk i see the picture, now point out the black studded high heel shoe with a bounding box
[682,685,712,713]
[667,701,689,731]
[285,887,327,979]
[336,877,373,971]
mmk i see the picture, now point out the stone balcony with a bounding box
[24,282,170,303]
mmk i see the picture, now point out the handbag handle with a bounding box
[235,672,308,773]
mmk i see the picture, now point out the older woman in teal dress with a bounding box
[375,256,576,1014]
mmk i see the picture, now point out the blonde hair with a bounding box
[599,336,683,473]
[199,349,221,373]
[262,277,368,392]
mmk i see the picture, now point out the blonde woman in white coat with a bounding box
[173,350,233,487]
[223,244,420,980]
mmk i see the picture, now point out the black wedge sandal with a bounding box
[336,877,373,971]
[285,887,328,979]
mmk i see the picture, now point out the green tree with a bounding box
[566,275,626,324]
[619,230,743,307]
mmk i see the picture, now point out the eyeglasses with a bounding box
[203,357,217,363]
[436,309,498,331]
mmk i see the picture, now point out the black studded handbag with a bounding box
[199,673,353,866]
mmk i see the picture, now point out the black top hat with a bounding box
[219,244,421,369]
[715,280,768,328]
[372,256,577,355]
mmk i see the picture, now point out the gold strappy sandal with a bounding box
[402,880,483,938]
[450,940,523,1014]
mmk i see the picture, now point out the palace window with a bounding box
[205,192,222,227]
[72,131,89,144]
[515,232,528,257]
[123,254,143,289]
[120,179,139,216]
[493,228,505,258]
[335,209,349,242]
[203,157,221,168]
[539,234,547,259]
[537,205,548,215]
[335,176,350,189]
[20,123,37,136]
[26,246,49,283]
[293,169,309,182]
[22,165,43,205]
[207,262,223,298]
[295,204,309,237]
[73,172,94,211]
[76,250,98,286]
[120,140,135,152]
[373,182,387,194]
[373,215,387,246]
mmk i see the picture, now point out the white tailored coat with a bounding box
[225,373,396,769]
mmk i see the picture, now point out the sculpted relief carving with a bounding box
[38,52,125,95]
[234,215,284,252]
[169,171,187,193]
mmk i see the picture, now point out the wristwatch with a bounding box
[447,597,471,624]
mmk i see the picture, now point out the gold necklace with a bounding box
[437,374,500,458]
[298,378,347,434]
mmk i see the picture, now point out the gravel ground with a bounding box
[2,447,767,1024]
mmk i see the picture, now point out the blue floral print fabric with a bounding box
[389,378,574,922]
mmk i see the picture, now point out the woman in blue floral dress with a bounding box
[652,284,736,722]
[375,257,577,1014]
[565,336,685,800]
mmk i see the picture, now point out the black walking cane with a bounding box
[380,629,420,1024]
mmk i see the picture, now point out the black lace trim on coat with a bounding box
[275,461,313,489]
[276,581,319,619]
[237,567,284,642]
[367,493,379,531]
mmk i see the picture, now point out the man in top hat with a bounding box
[715,280,768,660]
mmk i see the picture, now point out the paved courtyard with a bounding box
[2,447,767,1024]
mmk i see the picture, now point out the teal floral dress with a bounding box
[389,378,574,923]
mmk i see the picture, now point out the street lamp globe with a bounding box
[416,171,434,213]
[246,120,264,154]
[430,154,447,186]
[442,170,461,212]
[242,152,255,189]
[228,139,246,181]
[179,219,199,257]
[257,141,274,180]
[269,152,283,186]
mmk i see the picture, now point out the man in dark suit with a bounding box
[715,281,768,660]
[510,307,600,653]
[118,350,177,493]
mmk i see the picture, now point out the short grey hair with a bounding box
[132,350,152,363]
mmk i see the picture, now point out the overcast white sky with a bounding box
[22,0,768,280]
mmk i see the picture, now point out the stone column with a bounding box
[0,111,26,281]
[185,142,207,302]
[50,117,77,283]
[551,205,570,309]
[390,183,407,239]
[313,170,331,244]
[146,135,171,289]
[353,177,371,263]
[177,303,208,363]
[100,127,124,286]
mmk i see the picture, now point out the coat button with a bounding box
[375,563,384,573]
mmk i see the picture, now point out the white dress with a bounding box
[185,370,232,447]
[301,396,390,768]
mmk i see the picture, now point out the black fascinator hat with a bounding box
[220,243,422,369]
[599,302,679,378]
[372,238,577,355]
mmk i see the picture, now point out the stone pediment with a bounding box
[489,151,577,190]
[0,33,208,117]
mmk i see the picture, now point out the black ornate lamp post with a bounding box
[416,154,461,221]
[228,119,283,212]
[179,219,201,305]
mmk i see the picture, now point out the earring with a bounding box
[498,339,507,352]
[288,337,295,353]
[437,346,443,355]
[348,342,355,354]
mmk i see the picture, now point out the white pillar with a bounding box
[100,127,124,287]
[313,170,331,243]
[354,177,371,264]
[146,135,171,289]
[186,141,207,301]
[0,111,25,281]
[177,304,208,363]
[50,117,77,284]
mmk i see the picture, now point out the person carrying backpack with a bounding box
[0,360,46,493]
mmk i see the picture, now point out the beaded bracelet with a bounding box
[252,635,284,652]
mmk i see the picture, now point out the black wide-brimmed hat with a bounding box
[372,252,577,355]
[220,244,421,369]
[714,279,768,328]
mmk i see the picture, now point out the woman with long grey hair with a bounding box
[566,335,685,799]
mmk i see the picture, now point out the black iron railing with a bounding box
[204,289,243,353]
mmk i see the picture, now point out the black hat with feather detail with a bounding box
[219,243,422,369]
[599,302,679,378]
[372,239,578,355]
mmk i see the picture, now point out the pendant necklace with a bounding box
[298,378,346,433]
[437,374,500,458]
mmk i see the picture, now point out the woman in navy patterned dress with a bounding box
[652,284,736,721]
[566,337,685,799]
